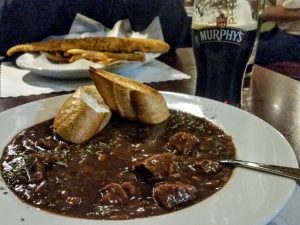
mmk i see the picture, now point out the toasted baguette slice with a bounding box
[7,37,170,56]
[53,85,111,144]
[89,68,169,124]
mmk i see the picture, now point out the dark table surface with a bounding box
[1,48,299,164]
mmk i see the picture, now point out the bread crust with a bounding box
[89,68,169,124]
[113,84,136,120]
[53,85,111,143]
[7,37,170,56]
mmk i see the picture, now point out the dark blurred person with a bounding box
[255,0,300,66]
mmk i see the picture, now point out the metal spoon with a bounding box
[219,159,300,182]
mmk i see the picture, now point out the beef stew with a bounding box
[0,110,235,219]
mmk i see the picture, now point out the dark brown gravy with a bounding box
[0,110,235,219]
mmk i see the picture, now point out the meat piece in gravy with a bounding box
[193,159,223,175]
[121,181,141,197]
[154,182,197,209]
[29,153,58,183]
[133,153,175,182]
[99,183,129,205]
[166,132,200,155]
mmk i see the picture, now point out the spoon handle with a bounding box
[219,159,300,182]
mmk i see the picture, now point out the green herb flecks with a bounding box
[54,145,71,168]
[54,161,68,167]
[1,154,36,187]
[169,111,205,131]
[79,139,117,163]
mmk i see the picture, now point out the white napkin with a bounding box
[0,62,91,97]
[0,14,190,97]
[0,60,189,97]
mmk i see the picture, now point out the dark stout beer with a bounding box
[191,0,264,107]
[192,26,257,106]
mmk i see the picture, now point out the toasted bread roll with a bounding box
[89,68,169,124]
[7,37,170,56]
[53,85,111,144]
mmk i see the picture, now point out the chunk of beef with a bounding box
[154,182,197,209]
[99,183,128,205]
[133,153,174,182]
[194,159,223,175]
[167,132,200,155]
[29,153,58,182]
[29,160,46,183]
[121,181,141,197]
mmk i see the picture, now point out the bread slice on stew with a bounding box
[53,85,111,144]
[89,68,169,124]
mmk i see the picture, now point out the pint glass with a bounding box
[192,0,265,107]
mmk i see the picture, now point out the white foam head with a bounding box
[192,0,258,30]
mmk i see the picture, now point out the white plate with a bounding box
[0,92,298,225]
[16,52,159,79]
[282,0,300,9]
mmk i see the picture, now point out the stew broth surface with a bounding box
[1,110,235,219]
